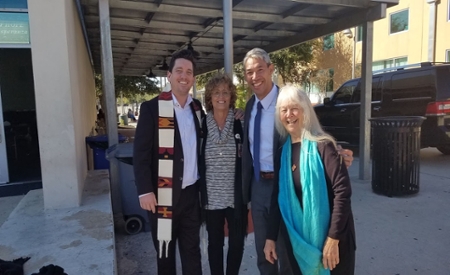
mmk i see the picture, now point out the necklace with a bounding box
[216,120,226,132]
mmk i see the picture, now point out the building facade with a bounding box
[0,0,97,209]
[318,0,450,93]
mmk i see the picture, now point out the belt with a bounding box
[260,171,274,179]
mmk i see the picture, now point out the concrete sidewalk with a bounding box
[116,148,450,275]
[0,170,116,275]
[349,148,450,274]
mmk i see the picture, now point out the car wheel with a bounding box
[436,145,450,155]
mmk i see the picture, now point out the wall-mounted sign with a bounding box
[0,12,30,44]
[0,0,27,9]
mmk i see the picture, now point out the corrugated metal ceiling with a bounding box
[80,0,398,76]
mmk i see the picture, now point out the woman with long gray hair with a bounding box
[264,85,356,275]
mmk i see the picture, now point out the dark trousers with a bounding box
[281,220,356,275]
[205,207,246,275]
[251,177,294,275]
[150,184,202,275]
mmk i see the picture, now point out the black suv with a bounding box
[314,62,450,154]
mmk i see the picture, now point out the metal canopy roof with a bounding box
[80,0,398,77]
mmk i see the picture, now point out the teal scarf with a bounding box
[279,136,330,275]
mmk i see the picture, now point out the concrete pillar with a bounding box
[359,21,374,181]
[28,0,96,208]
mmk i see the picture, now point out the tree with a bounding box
[269,42,316,84]
[234,84,249,110]
[233,62,253,102]
[95,74,160,98]
[308,69,333,99]
[233,62,246,85]
[195,69,223,90]
[290,32,353,100]
[310,32,353,90]
[95,74,161,112]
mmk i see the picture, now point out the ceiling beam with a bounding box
[86,16,301,37]
[231,10,329,24]
[84,0,330,25]
[289,0,369,8]
[282,4,312,18]
[92,42,220,55]
[92,46,133,54]
[137,43,220,53]
[236,3,387,63]
[370,0,398,4]
[232,0,244,7]
[111,29,142,39]
[136,33,269,47]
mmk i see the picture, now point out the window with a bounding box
[326,68,334,92]
[373,57,408,72]
[372,76,382,102]
[446,50,450,62]
[351,76,382,103]
[390,9,409,34]
[332,80,357,105]
[356,25,363,42]
[390,71,434,101]
[323,34,334,51]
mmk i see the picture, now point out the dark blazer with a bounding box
[267,141,356,275]
[133,96,203,208]
[242,88,282,204]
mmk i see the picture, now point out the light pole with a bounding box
[343,28,356,79]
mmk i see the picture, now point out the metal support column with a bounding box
[359,21,374,180]
[99,0,123,224]
[351,27,356,79]
[223,0,233,78]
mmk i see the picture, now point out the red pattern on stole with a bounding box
[157,206,173,218]
[159,91,173,100]
[158,177,173,188]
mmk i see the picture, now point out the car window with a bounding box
[435,67,450,100]
[390,70,434,100]
[351,76,382,103]
[372,76,382,101]
[332,80,358,104]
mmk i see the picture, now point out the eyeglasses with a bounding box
[212,91,231,97]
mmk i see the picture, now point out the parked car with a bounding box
[314,62,450,154]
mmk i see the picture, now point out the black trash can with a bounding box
[106,143,150,235]
[86,134,127,170]
[369,116,426,197]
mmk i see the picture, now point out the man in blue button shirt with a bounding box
[241,48,354,275]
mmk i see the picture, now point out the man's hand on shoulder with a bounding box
[337,145,354,168]
[234,108,245,120]
[139,192,158,213]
